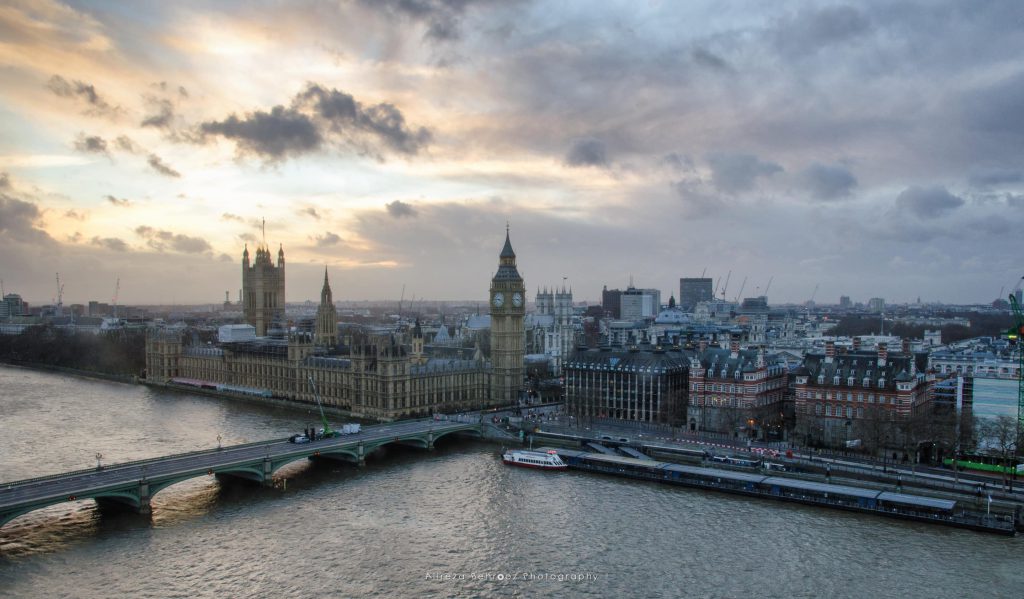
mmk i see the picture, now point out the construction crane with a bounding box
[764,276,773,297]
[307,376,337,438]
[397,284,406,320]
[112,278,120,319]
[808,283,819,305]
[55,273,64,317]
[720,270,732,300]
[734,276,747,303]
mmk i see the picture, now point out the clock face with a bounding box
[512,292,523,307]
[492,292,505,307]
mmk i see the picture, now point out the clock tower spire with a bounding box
[489,226,525,405]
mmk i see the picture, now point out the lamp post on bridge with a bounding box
[95,452,103,471]
[217,435,222,450]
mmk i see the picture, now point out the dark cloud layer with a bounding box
[200,105,322,159]
[198,83,431,161]
[802,163,857,200]
[707,153,782,194]
[896,185,964,219]
[105,195,131,207]
[565,138,608,167]
[361,0,487,42]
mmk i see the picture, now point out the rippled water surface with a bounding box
[2,365,1023,598]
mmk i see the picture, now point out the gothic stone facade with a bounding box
[145,232,525,421]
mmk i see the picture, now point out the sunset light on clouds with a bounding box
[1,0,1022,305]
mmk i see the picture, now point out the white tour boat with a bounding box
[501,449,568,470]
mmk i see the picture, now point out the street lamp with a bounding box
[95,452,103,470]
[217,434,222,450]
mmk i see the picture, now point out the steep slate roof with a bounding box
[801,349,920,391]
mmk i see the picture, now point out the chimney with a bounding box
[699,339,708,354]
[852,336,861,351]
[877,342,888,367]
[730,335,740,357]
[902,337,911,354]
[825,340,835,363]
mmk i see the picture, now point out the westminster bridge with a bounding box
[0,418,483,528]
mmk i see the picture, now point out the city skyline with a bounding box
[1,1,1023,305]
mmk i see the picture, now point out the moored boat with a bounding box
[502,449,567,470]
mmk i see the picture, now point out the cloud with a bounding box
[197,83,431,161]
[802,163,857,200]
[73,134,109,155]
[315,231,342,247]
[691,48,733,73]
[134,226,211,253]
[664,153,694,171]
[90,236,128,251]
[361,0,485,42]
[706,153,782,194]
[64,209,86,220]
[772,5,872,57]
[105,195,131,207]
[45,75,120,117]
[141,96,175,129]
[114,135,142,153]
[302,206,321,220]
[565,138,608,168]
[968,168,1023,188]
[895,185,964,219]
[672,180,725,217]
[0,173,8,190]
[221,213,245,222]
[147,153,181,177]
[385,200,417,218]
[296,83,432,155]
[0,178,56,245]
[199,105,322,160]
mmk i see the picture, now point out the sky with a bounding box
[1,0,1022,306]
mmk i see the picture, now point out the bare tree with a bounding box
[981,415,1022,491]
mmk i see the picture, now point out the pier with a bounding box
[552,448,1018,535]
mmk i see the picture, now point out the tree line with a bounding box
[0,325,146,376]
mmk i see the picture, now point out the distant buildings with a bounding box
[0,294,26,318]
[867,297,886,313]
[839,295,852,309]
[620,286,661,320]
[601,286,622,319]
[679,278,713,311]
[527,285,577,376]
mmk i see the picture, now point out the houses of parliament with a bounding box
[145,230,526,420]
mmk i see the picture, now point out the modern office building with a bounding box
[679,278,714,311]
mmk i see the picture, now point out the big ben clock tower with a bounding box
[490,226,526,405]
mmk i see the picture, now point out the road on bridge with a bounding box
[1,418,479,526]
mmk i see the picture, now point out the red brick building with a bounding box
[793,339,930,448]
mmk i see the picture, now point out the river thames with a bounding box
[1,365,1022,598]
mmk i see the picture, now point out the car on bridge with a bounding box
[288,434,310,444]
